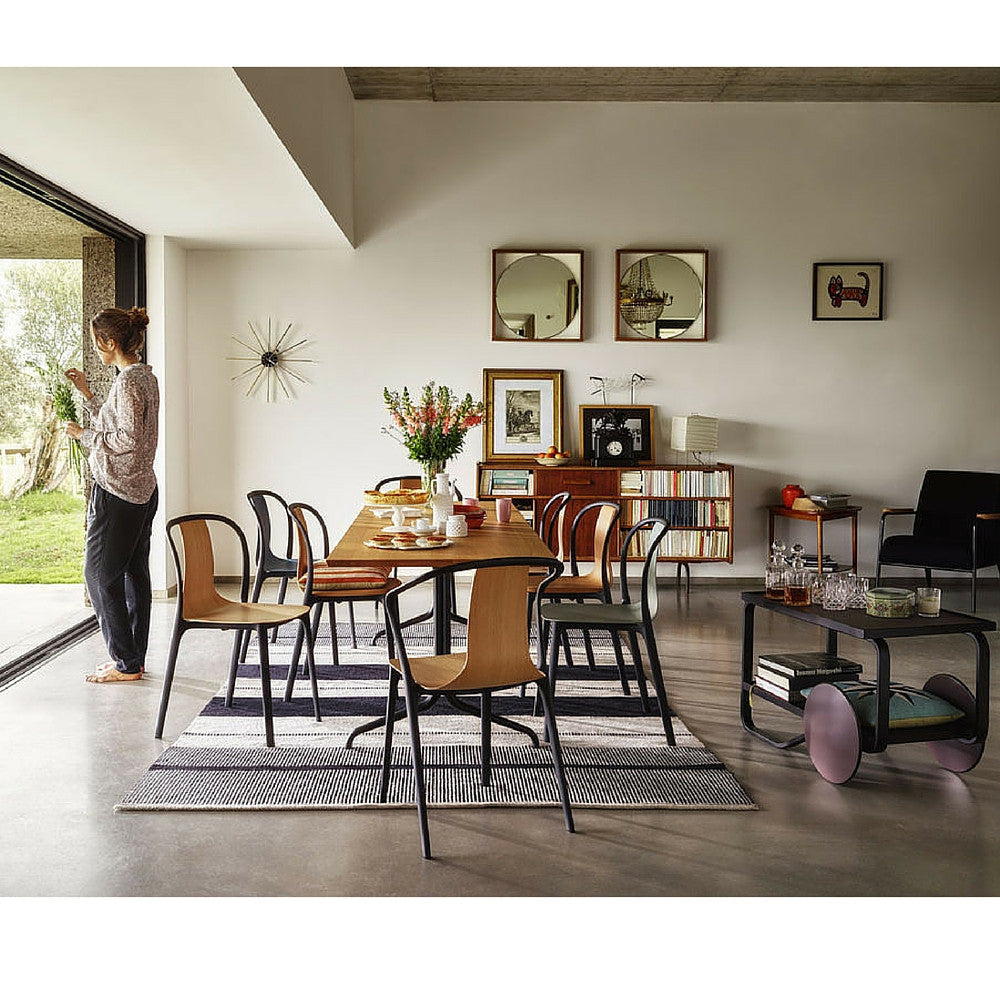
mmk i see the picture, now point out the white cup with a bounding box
[415,517,431,532]
[445,514,468,538]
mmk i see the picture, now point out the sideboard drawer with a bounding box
[535,467,619,497]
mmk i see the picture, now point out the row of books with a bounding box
[628,498,731,527]
[479,469,534,495]
[628,528,730,559]
[622,469,732,498]
[753,651,862,708]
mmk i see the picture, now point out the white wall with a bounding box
[182,100,1000,577]
[146,236,188,593]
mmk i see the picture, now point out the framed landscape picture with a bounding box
[813,262,884,320]
[579,404,656,464]
[483,368,563,460]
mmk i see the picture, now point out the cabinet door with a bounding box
[534,467,620,561]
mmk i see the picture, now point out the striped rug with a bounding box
[118,624,755,812]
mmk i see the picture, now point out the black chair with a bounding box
[156,514,320,748]
[381,555,574,858]
[238,490,298,662]
[876,470,1000,611]
[539,516,675,743]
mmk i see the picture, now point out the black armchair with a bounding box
[875,470,1000,611]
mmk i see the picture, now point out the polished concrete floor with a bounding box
[0,583,92,672]
[1,579,998,896]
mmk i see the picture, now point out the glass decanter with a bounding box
[783,543,811,607]
[765,540,787,600]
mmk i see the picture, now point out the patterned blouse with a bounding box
[80,363,159,505]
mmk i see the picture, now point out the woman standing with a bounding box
[64,307,159,683]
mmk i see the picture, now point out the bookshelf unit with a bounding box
[476,461,734,567]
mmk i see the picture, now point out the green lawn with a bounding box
[0,489,86,583]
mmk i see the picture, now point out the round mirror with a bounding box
[495,253,580,340]
[619,253,703,340]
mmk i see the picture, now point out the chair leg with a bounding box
[642,624,675,745]
[270,577,289,642]
[577,599,597,669]
[284,619,304,702]
[535,677,575,834]
[609,630,634,699]
[561,628,575,669]
[402,674,432,859]
[257,625,276,748]
[225,629,242,708]
[328,602,340,666]
[302,613,322,722]
[626,630,652,710]
[481,690,492,787]
[239,571,266,661]
[348,603,358,648]
[379,669,401,802]
[154,623,184,738]
[874,560,882,588]
[972,567,977,612]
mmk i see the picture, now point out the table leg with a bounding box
[768,509,775,551]
[826,628,839,656]
[851,513,858,573]
[434,573,451,655]
[740,600,806,749]
[816,517,824,574]
[869,636,892,752]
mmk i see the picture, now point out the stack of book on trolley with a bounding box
[754,651,863,708]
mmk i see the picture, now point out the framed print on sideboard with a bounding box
[483,368,564,461]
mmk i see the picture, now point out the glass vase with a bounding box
[422,461,445,496]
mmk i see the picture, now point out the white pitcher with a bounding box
[430,471,454,528]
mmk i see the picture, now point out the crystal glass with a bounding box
[847,576,869,609]
[916,586,941,616]
[821,572,849,611]
[810,573,825,605]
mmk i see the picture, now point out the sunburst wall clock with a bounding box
[228,318,315,402]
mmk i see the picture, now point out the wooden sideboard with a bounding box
[476,461,734,565]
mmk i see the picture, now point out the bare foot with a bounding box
[85,665,142,683]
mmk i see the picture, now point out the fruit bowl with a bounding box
[535,456,572,467]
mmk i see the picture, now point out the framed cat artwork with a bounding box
[813,262,884,320]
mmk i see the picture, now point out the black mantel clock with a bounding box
[592,411,637,467]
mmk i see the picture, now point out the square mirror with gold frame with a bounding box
[493,250,583,341]
[615,249,708,341]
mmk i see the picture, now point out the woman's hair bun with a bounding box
[127,306,150,332]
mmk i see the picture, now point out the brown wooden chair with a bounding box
[155,514,321,748]
[281,502,402,701]
[381,556,574,859]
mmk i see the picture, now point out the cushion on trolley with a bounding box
[800,680,966,729]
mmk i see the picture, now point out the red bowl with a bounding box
[454,503,487,528]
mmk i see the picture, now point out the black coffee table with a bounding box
[740,591,994,782]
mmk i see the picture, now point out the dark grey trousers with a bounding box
[84,482,159,674]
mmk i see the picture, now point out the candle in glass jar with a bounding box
[916,587,941,616]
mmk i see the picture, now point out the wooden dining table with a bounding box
[327,499,557,747]
[326,500,554,656]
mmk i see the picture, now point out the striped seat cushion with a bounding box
[299,564,391,592]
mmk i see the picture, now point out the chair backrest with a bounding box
[538,491,571,559]
[385,557,562,690]
[619,517,670,620]
[914,471,1000,544]
[167,514,250,620]
[288,503,330,592]
[247,489,293,566]
[569,501,622,590]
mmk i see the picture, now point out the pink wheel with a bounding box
[923,673,984,773]
[804,683,862,784]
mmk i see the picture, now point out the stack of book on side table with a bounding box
[754,651,863,708]
[809,493,852,508]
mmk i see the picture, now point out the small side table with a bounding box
[767,505,861,573]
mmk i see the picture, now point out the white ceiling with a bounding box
[0,68,351,250]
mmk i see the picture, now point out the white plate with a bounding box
[367,505,426,516]
[416,538,452,549]
[378,525,419,534]
[412,525,436,536]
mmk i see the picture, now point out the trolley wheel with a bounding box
[804,683,862,784]
[923,673,985,773]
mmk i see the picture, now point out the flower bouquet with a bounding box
[382,382,484,491]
